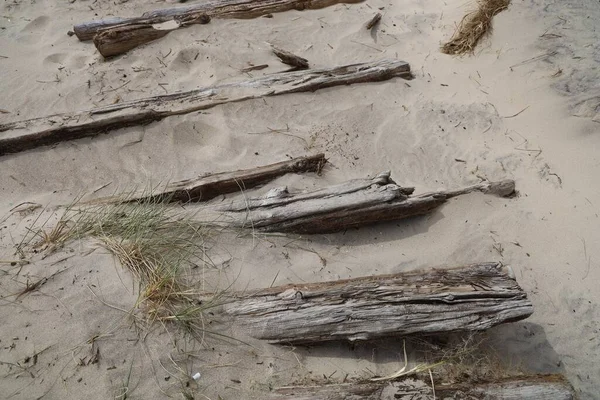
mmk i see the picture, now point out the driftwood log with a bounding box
[0,59,410,157]
[93,14,210,58]
[94,154,326,204]
[220,262,533,344]
[270,375,575,399]
[73,0,362,56]
[212,172,515,233]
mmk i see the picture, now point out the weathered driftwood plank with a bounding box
[213,172,515,233]
[220,262,533,344]
[0,59,410,157]
[73,0,362,56]
[74,0,359,40]
[94,154,326,204]
[270,375,575,399]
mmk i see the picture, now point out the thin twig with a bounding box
[509,51,557,68]
[350,40,383,52]
[92,182,113,194]
[502,105,529,118]
[99,80,130,95]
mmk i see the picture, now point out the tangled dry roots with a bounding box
[442,0,510,55]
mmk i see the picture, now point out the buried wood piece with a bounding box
[271,46,309,69]
[365,12,382,30]
[93,14,210,58]
[213,172,515,233]
[94,153,326,204]
[73,0,363,56]
[0,59,410,156]
[270,374,575,399]
[220,262,533,344]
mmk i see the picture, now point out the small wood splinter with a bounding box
[271,46,309,69]
[366,12,382,30]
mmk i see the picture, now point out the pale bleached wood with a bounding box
[270,375,575,399]
[74,0,361,39]
[93,154,326,204]
[213,172,515,233]
[220,262,533,344]
[0,59,410,156]
[73,0,362,56]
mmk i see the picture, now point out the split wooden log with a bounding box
[0,59,410,157]
[93,14,210,58]
[220,262,533,344]
[270,375,575,399]
[73,0,363,56]
[272,46,309,69]
[212,172,515,233]
[93,153,326,204]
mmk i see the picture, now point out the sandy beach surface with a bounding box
[1,0,599,398]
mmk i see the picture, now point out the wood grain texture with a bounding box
[214,171,515,233]
[270,375,575,399]
[221,262,533,344]
[93,13,210,58]
[0,59,410,156]
[93,154,326,204]
[74,0,362,40]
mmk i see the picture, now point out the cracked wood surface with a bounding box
[73,0,363,41]
[221,262,533,344]
[213,171,515,233]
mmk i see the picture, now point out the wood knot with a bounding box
[197,14,211,24]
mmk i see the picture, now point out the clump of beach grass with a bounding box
[441,0,510,55]
[412,333,523,384]
[21,192,231,344]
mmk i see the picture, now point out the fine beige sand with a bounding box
[1,0,599,398]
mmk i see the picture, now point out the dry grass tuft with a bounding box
[22,192,232,344]
[412,333,523,383]
[441,0,510,55]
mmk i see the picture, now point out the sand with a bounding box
[1,0,599,398]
